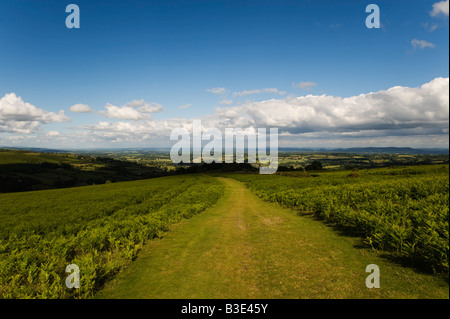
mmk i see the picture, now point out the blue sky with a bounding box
[0,0,448,148]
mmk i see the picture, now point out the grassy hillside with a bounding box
[1,162,447,299]
[0,149,170,193]
[0,174,224,298]
[228,165,449,275]
[98,176,448,299]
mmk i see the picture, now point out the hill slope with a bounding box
[0,174,224,298]
[97,176,448,299]
[0,149,169,193]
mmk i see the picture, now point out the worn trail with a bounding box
[97,177,448,299]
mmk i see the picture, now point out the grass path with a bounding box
[96,177,448,299]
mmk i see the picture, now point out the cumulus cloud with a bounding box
[411,39,436,49]
[219,99,234,106]
[178,104,192,109]
[0,93,70,133]
[99,103,144,120]
[0,121,40,134]
[212,77,449,136]
[430,0,449,17]
[292,82,317,90]
[99,99,162,120]
[233,88,286,97]
[46,131,60,137]
[69,103,92,113]
[82,118,191,144]
[125,99,163,113]
[57,77,449,148]
[206,87,227,95]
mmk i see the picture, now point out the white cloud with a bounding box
[83,118,191,144]
[178,104,192,109]
[411,39,435,49]
[220,77,449,134]
[99,99,162,120]
[206,87,227,95]
[422,22,439,32]
[292,82,317,90]
[46,131,60,137]
[82,77,448,148]
[233,88,286,97]
[0,121,40,134]
[0,93,70,133]
[219,99,234,106]
[99,103,144,120]
[9,78,445,148]
[125,99,163,113]
[430,0,449,17]
[69,103,92,113]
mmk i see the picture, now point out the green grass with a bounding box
[0,149,77,165]
[229,165,449,274]
[0,174,224,298]
[0,149,172,193]
[1,163,448,299]
[97,177,448,299]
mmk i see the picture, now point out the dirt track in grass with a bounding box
[97,177,449,299]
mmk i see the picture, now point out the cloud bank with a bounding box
[217,77,448,135]
[80,77,448,147]
[1,78,448,148]
[0,93,70,133]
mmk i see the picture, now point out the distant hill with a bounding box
[278,147,449,155]
[0,146,69,153]
[0,149,169,193]
[2,146,448,155]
